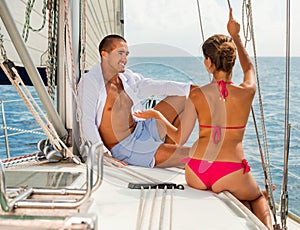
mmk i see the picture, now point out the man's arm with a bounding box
[123,70,191,100]
[78,75,103,145]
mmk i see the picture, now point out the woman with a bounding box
[134,8,272,229]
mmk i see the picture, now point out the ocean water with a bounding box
[0,56,299,217]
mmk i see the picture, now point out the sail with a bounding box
[0,1,47,66]
[85,0,124,69]
[0,0,124,79]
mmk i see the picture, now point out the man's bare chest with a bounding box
[104,82,133,113]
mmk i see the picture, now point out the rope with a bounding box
[63,0,87,147]
[0,61,60,149]
[77,0,88,146]
[46,0,59,101]
[0,26,8,61]
[0,60,74,160]
[1,153,38,168]
[241,1,252,45]
[22,0,47,42]
[0,126,44,138]
[242,0,278,224]
[64,0,78,96]
[80,0,87,75]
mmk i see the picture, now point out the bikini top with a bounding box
[201,80,245,144]
[199,124,246,144]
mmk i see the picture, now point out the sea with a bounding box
[0,56,299,217]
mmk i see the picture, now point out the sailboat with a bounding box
[0,0,299,229]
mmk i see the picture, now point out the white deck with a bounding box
[1,162,300,229]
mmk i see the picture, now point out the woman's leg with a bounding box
[212,170,273,229]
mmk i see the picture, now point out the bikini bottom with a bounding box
[181,158,251,190]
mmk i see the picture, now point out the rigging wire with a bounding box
[196,0,205,43]
[227,0,231,9]
[242,0,279,226]
[195,0,212,82]
[280,0,291,228]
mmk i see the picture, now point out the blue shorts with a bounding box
[110,118,163,168]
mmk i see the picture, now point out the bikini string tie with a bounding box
[217,80,232,101]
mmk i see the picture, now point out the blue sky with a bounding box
[124,0,300,57]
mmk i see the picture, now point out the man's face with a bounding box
[105,40,129,74]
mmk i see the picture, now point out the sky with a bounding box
[124,0,300,57]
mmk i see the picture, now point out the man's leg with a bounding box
[154,143,190,168]
[153,96,187,143]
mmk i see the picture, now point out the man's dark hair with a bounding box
[98,34,127,57]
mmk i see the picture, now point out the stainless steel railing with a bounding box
[0,141,103,211]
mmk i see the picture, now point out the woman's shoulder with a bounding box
[189,84,207,101]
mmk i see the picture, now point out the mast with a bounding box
[56,0,81,154]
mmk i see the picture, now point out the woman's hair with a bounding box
[202,34,236,73]
[99,34,127,57]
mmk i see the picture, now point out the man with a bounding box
[78,34,191,168]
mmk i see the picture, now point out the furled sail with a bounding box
[85,0,124,69]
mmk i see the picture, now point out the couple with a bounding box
[78,9,272,229]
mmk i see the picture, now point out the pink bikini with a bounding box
[182,158,250,190]
[200,80,246,144]
[183,80,250,190]
[199,124,246,144]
